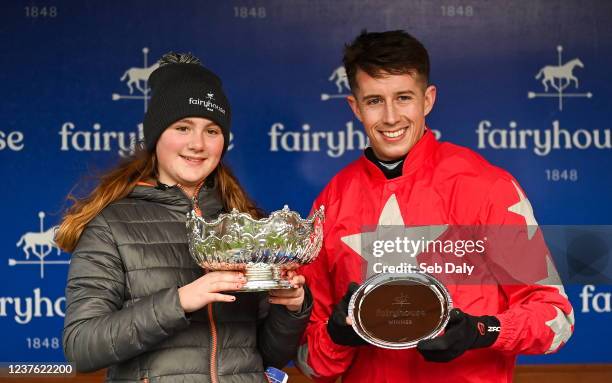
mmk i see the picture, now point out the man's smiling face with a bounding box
[348,69,436,161]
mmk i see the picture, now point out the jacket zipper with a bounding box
[175,182,205,216]
[176,181,214,379]
[208,303,219,383]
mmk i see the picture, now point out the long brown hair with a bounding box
[56,149,262,252]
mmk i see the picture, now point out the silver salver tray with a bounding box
[348,272,452,349]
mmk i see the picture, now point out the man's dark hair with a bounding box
[343,30,430,92]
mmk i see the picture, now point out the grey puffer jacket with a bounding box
[63,183,312,382]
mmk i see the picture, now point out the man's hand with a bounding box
[326,282,368,346]
[417,308,501,362]
[268,270,306,312]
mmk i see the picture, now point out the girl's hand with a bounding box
[178,271,246,313]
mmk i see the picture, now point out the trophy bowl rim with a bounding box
[189,204,325,228]
[186,204,325,268]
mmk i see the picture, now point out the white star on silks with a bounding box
[544,306,575,354]
[340,194,448,276]
[507,180,538,240]
[340,194,405,256]
[536,255,575,354]
[536,255,568,298]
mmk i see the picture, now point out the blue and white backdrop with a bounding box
[1,0,610,366]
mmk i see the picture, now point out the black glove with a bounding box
[417,308,500,362]
[326,282,367,346]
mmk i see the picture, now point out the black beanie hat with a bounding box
[143,60,231,153]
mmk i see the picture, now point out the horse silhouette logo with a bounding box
[321,66,351,101]
[120,62,159,95]
[535,58,583,92]
[16,225,60,259]
[528,46,592,111]
[10,212,70,279]
[112,47,157,112]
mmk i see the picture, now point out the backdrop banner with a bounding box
[1,0,610,365]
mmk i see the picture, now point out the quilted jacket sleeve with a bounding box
[62,213,190,372]
[257,285,313,368]
[480,176,574,354]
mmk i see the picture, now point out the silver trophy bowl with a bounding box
[187,205,324,291]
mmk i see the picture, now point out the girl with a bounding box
[56,52,311,382]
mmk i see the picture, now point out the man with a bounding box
[297,30,574,382]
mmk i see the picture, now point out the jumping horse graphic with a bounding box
[329,66,350,93]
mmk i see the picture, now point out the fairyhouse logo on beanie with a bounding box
[143,61,232,153]
[188,93,227,115]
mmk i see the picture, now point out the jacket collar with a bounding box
[129,178,224,218]
[361,128,439,181]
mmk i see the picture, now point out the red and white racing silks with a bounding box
[297,130,574,383]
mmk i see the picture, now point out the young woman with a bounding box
[56,53,311,382]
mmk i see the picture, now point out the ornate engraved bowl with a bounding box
[187,205,324,291]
